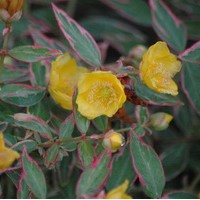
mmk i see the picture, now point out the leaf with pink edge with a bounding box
[181,62,200,113]
[0,84,45,107]
[17,173,30,199]
[52,4,102,67]
[76,151,111,198]
[13,113,52,139]
[22,147,47,199]
[179,40,200,64]
[8,45,62,63]
[149,0,186,52]
[130,130,165,198]
[44,145,60,168]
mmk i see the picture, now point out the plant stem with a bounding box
[0,23,12,83]
[38,127,132,148]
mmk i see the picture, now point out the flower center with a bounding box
[87,81,117,108]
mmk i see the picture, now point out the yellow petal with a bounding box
[140,41,182,96]
[49,53,89,110]
[76,71,126,119]
[106,180,132,199]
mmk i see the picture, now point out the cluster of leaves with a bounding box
[0,0,200,199]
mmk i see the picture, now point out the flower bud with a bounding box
[0,0,25,23]
[129,44,147,60]
[102,131,125,152]
[150,112,173,131]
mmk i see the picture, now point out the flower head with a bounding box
[102,131,125,152]
[0,132,20,171]
[76,71,126,119]
[49,53,89,110]
[150,112,173,131]
[139,41,182,96]
[0,0,25,22]
[106,180,132,199]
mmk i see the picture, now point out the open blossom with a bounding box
[76,71,126,119]
[0,132,20,171]
[0,0,25,22]
[49,53,89,110]
[139,41,182,96]
[102,131,125,152]
[106,180,132,199]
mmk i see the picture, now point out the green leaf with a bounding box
[13,140,38,153]
[44,145,60,168]
[179,41,200,64]
[134,123,145,136]
[0,84,45,107]
[59,114,75,139]
[52,4,102,67]
[182,62,200,113]
[17,174,30,199]
[8,45,61,62]
[130,130,165,198]
[161,144,189,181]
[6,169,21,187]
[150,0,186,52]
[100,0,151,26]
[135,105,149,125]
[2,65,29,83]
[76,151,111,197]
[22,147,47,199]
[78,142,95,167]
[14,113,52,139]
[81,16,146,53]
[164,191,197,199]
[30,62,47,87]
[93,115,108,131]
[74,104,90,134]
[133,76,181,106]
[28,97,51,122]
[106,144,136,190]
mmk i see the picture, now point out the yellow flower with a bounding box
[150,112,173,131]
[0,0,25,22]
[139,41,182,96]
[0,132,20,171]
[49,53,89,110]
[106,180,132,199]
[102,131,125,152]
[76,71,126,119]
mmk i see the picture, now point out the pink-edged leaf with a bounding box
[78,142,96,168]
[17,173,30,199]
[22,146,47,199]
[179,40,200,64]
[162,191,197,199]
[14,113,52,139]
[181,62,200,113]
[44,144,60,168]
[149,0,186,52]
[130,130,165,198]
[30,28,67,53]
[0,84,45,107]
[59,113,75,139]
[2,64,29,83]
[8,45,62,63]
[76,151,112,198]
[100,0,151,26]
[73,103,90,134]
[13,140,38,153]
[52,4,102,67]
[133,76,182,106]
